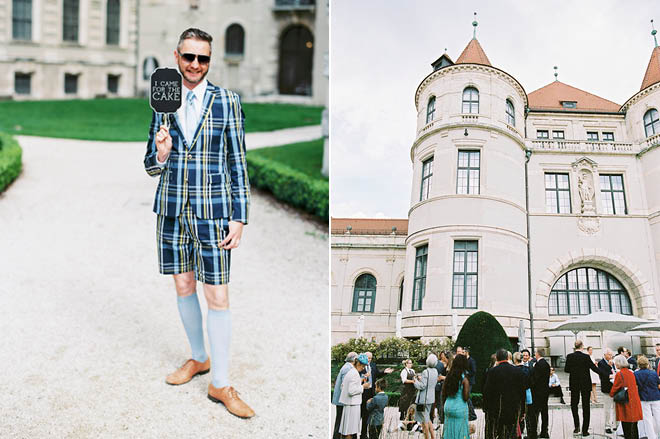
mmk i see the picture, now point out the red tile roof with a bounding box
[331,218,408,236]
[455,38,491,66]
[528,81,620,112]
[641,46,660,91]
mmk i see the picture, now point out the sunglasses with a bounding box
[178,52,210,64]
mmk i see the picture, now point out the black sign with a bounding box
[150,68,182,114]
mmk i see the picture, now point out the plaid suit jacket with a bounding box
[144,82,250,223]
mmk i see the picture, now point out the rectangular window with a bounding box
[545,173,571,213]
[587,131,599,141]
[452,241,478,309]
[420,157,433,201]
[63,0,79,42]
[412,245,428,311]
[537,130,549,139]
[602,132,614,142]
[107,74,119,94]
[64,73,78,94]
[552,130,565,139]
[12,0,32,40]
[561,101,577,109]
[106,0,120,45]
[456,150,480,194]
[600,174,627,215]
[14,72,31,95]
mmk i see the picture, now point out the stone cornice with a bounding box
[621,81,660,112]
[415,63,528,110]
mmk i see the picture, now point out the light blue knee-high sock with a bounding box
[176,293,208,363]
[207,308,231,388]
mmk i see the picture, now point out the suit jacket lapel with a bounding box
[188,84,216,151]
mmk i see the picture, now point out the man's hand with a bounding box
[155,124,173,163]
[219,221,244,249]
[384,367,394,374]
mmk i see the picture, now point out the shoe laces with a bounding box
[227,387,240,399]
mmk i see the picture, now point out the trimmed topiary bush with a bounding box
[246,153,328,220]
[455,311,512,393]
[0,133,22,193]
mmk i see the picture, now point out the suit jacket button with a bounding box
[187,154,192,159]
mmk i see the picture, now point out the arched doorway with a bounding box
[278,25,313,96]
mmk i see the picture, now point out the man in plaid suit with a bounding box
[143,28,253,418]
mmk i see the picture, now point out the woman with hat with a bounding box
[339,353,370,438]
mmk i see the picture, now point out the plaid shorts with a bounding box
[156,201,231,285]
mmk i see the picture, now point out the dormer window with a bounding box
[561,101,577,109]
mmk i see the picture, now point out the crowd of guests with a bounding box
[332,342,660,439]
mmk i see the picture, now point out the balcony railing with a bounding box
[529,139,635,154]
[645,132,660,150]
[273,0,315,11]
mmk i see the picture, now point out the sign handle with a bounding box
[162,113,169,130]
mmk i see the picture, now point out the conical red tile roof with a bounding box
[641,46,660,91]
[455,38,491,66]
[528,81,620,112]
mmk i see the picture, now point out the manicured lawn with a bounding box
[249,138,327,180]
[0,99,323,141]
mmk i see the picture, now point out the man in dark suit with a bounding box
[359,352,393,439]
[528,348,551,439]
[564,340,602,436]
[484,349,526,439]
[522,349,537,368]
[597,348,617,434]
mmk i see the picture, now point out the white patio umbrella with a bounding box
[357,314,365,338]
[395,310,402,338]
[546,311,648,350]
[451,311,458,340]
[631,321,660,332]
[541,329,582,359]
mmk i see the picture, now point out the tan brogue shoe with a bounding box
[165,358,210,385]
[207,384,255,418]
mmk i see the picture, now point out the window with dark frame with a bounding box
[552,130,565,139]
[225,23,245,56]
[644,109,659,138]
[600,174,627,215]
[106,0,120,45]
[426,96,435,124]
[537,130,549,139]
[14,72,31,95]
[420,157,433,201]
[602,132,614,142]
[462,87,479,114]
[351,273,376,313]
[506,99,515,126]
[12,0,32,40]
[398,278,404,311]
[545,173,571,214]
[107,74,119,94]
[452,241,478,309]
[587,131,599,141]
[457,150,480,194]
[64,73,78,94]
[63,0,79,42]
[412,246,428,311]
[548,267,632,315]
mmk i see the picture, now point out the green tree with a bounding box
[455,311,512,392]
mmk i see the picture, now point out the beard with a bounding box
[177,59,209,86]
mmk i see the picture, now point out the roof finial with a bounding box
[472,12,478,39]
[653,19,658,48]
[554,65,558,81]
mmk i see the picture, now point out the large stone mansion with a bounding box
[331,23,660,357]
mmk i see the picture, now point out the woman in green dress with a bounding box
[442,354,470,439]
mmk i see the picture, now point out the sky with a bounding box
[330,0,659,219]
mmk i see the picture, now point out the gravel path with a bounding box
[0,135,329,438]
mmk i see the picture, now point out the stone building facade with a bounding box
[331,28,660,355]
[0,0,139,99]
[0,0,328,105]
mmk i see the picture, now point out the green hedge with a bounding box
[330,389,483,408]
[246,153,328,220]
[0,133,22,192]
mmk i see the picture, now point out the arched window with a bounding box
[106,0,120,45]
[548,267,632,316]
[462,87,479,114]
[426,96,435,124]
[506,99,515,126]
[398,277,404,311]
[225,23,245,56]
[142,56,158,80]
[644,109,659,138]
[352,273,376,313]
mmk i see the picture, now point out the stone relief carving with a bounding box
[577,170,596,214]
[572,157,600,235]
